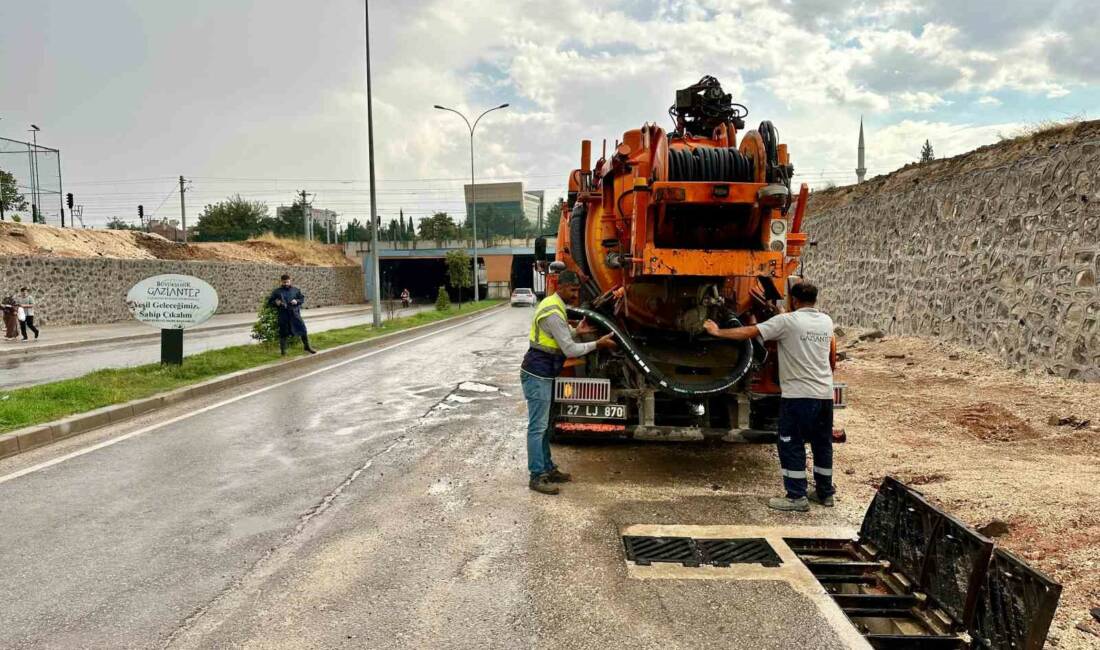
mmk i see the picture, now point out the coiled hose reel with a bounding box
[568,306,755,396]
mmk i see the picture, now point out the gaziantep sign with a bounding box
[126,274,219,329]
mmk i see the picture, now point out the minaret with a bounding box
[856,117,867,183]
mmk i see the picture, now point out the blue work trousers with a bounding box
[521,370,556,479]
[777,398,835,499]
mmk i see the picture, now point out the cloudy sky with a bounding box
[1,0,1096,229]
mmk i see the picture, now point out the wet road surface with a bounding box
[0,307,860,649]
[0,305,427,390]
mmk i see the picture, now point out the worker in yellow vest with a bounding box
[521,270,616,494]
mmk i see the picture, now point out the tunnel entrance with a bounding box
[380,257,483,304]
[511,254,538,294]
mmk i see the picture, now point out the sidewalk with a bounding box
[0,304,373,357]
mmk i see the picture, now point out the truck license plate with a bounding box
[560,403,626,420]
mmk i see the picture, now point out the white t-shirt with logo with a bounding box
[756,308,834,399]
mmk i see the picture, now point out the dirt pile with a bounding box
[0,222,355,266]
[807,119,1100,213]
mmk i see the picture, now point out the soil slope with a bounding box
[0,223,355,267]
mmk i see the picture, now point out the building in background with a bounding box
[463,182,543,239]
[147,218,188,242]
[275,205,339,241]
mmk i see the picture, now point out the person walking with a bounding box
[704,281,837,512]
[18,287,39,341]
[521,270,617,495]
[268,274,317,356]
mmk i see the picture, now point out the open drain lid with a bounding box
[859,477,993,628]
[623,536,781,568]
[971,548,1062,650]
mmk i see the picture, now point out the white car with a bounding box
[510,288,536,307]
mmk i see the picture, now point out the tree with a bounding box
[418,211,460,246]
[435,286,451,311]
[343,218,368,241]
[106,217,141,230]
[0,169,28,221]
[920,139,935,163]
[193,195,270,241]
[445,249,473,306]
[543,197,564,236]
[268,199,309,237]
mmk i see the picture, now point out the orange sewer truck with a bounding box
[542,76,845,442]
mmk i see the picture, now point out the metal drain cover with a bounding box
[623,536,781,568]
[697,538,782,567]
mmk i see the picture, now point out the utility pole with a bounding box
[299,189,311,241]
[179,175,188,243]
[365,0,382,327]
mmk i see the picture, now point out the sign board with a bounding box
[126,274,219,330]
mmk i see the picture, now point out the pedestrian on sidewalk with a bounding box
[1,295,18,340]
[521,270,617,495]
[704,281,838,512]
[268,274,317,356]
[18,287,39,341]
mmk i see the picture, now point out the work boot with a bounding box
[529,475,560,495]
[302,336,317,354]
[546,468,572,483]
[767,496,810,512]
[808,492,835,507]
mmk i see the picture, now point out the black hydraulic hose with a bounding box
[569,202,590,277]
[568,306,754,396]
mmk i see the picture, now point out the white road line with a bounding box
[0,309,502,486]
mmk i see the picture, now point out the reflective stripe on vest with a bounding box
[529,294,568,355]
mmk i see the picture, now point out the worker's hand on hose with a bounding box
[703,319,720,336]
[575,317,597,336]
[596,333,617,350]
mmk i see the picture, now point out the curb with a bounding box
[0,305,374,359]
[0,303,505,462]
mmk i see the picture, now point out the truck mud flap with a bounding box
[787,477,1061,649]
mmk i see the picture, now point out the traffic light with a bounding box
[66,193,74,209]
[138,204,144,219]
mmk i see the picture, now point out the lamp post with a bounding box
[29,125,41,223]
[433,103,508,302]
[364,0,382,326]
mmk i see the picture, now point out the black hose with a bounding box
[569,202,589,277]
[568,306,754,396]
[668,147,755,183]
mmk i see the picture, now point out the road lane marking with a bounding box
[0,309,503,485]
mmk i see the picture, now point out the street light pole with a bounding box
[29,125,41,223]
[433,103,508,302]
[365,0,382,327]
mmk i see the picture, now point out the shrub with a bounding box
[251,292,280,343]
[435,286,451,311]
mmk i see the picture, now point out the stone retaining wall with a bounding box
[1,257,364,326]
[803,132,1100,381]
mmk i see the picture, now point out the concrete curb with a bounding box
[0,303,505,461]
[0,305,373,358]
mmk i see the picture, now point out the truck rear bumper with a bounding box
[555,422,777,442]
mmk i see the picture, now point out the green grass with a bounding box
[0,300,504,434]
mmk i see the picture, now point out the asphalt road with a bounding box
[0,307,861,649]
[0,305,427,390]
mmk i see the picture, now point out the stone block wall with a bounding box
[803,131,1100,381]
[0,257,364,326]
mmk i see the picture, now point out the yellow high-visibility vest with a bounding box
[529,293,568,355]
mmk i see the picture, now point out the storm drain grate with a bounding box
[623,536,699,567]
[622,536,781,568]
[697,538,782,568]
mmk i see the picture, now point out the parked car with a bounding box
[510,288,536,307]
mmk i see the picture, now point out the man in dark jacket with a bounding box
[268,274,317,355]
